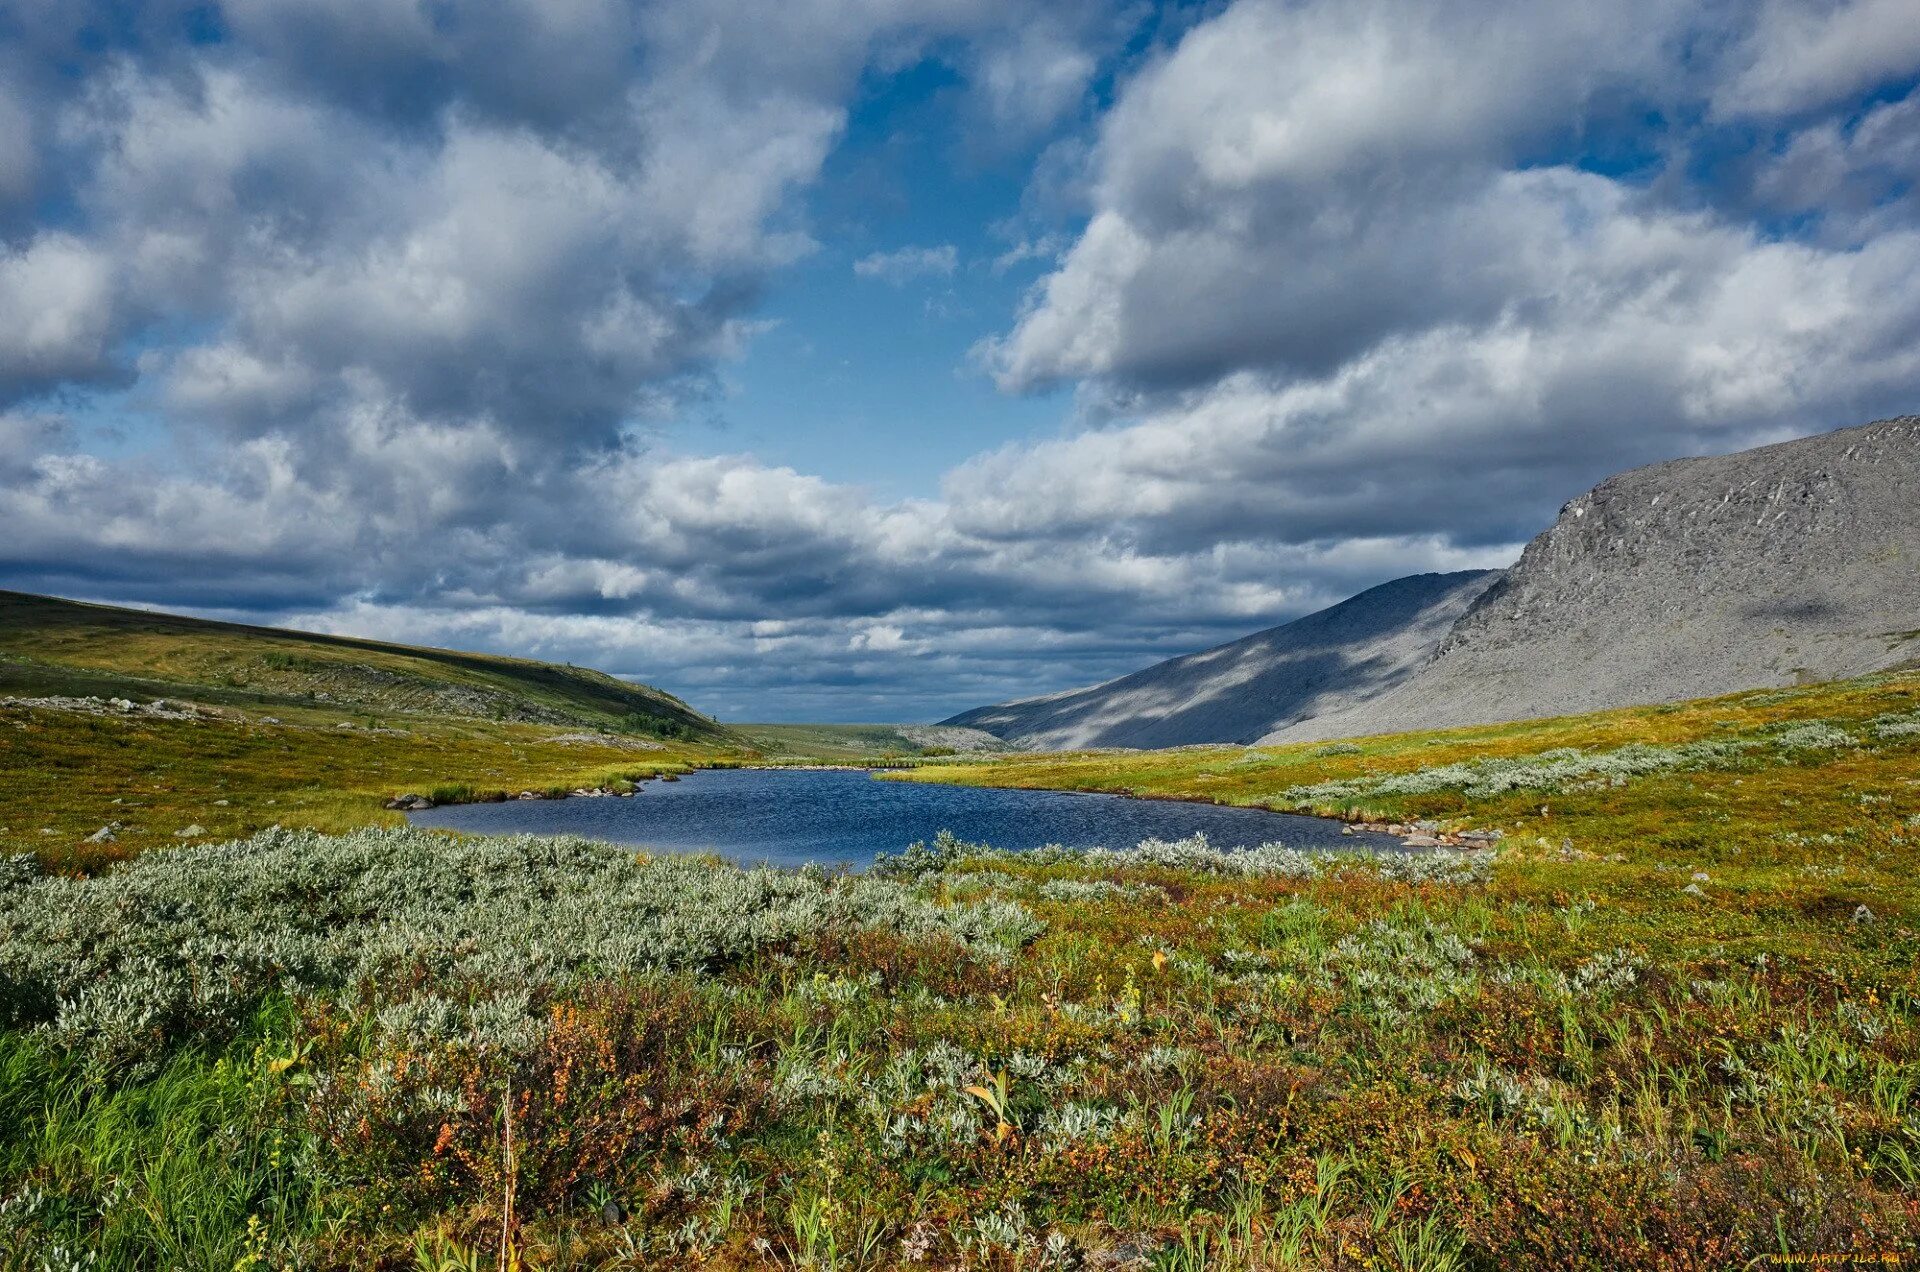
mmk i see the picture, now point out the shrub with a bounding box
[1868,709,1920,740]
[1772,722,1854,751]
[1281,739,1752,805]
[0,827,1042,1072]
[876,829,1491,885]
[0,854,36,893]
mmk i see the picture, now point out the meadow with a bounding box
[0,695,731,874]
[1,670,1916,1267]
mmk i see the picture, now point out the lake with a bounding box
[407,767,1401,869]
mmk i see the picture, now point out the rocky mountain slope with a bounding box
[940,571,1501,749]
[1268,415,1920,741]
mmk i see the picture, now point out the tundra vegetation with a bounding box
[1,670,1918,1267]
[0,590,747,871]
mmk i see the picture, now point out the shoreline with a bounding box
[399,764,1465,856]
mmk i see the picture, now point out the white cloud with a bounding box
[4,0,1920,721]
[853,243,960,284]
[1713,0,1920,119]
[0,234,121,398]
[968,19,1099,137]
[970,0,1920,565]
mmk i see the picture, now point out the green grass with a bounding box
[3,666,1919,1265]
[0,590,761,869]
[0,590,732,743]
[0,1002,325,1272]
[0,698,740,871]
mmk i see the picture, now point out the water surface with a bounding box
[409,767,1399,869]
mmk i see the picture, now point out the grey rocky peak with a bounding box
[1272,415,1920,741]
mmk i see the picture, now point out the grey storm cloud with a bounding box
[1,0,1918,720]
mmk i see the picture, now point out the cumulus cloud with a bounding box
[972,0,1920,550]
[854,244,960,284]
[1713,0,1920,119]
[1751,92,1920,240]
[3,0,1920,720]
[0,235,123,400]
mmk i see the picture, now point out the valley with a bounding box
[3,421,1919,1266]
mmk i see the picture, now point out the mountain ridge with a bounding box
[949,415,1920,750]
[1267,414,1920,741]
[940,570,1500,749]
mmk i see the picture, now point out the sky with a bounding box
[1,0,1917,723]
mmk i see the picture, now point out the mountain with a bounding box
[940,571,1501,749]
[0,590,732,743]
[1267,415,1920,741]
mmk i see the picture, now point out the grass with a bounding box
[0,1002,322,1271]
[0,590,731,742]
[0,589,756,870]
[0,695,735,872]
[2,664,1918,1265]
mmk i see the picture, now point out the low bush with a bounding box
[0,827,1041,1074]
[1281,739,1752,805]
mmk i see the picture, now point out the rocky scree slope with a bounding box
[1269,416,1920,742]
[941,571,1501,750]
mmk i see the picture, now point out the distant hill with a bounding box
[0,590,733,743]
[733,722,1003,760]
[1268,415,1920,741]
[941,571,1501,749]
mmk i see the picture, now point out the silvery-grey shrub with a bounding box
[1772,722,1854,751]
[1869,709,1920,740]
[0,854,37,893]
[0,827,1041,1071]
[1282,739,1751,805]
[877,829,1490,885]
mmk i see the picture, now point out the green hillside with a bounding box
[0,590,730,742]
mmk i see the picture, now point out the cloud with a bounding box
[966,19,1100,138]
[853,244,960,284]
[0,234,123,400]
[972,0,1920,537]
[1713,0,1920,119]
[3,0,1920,722]
[1750,92,1920,240]
[979,0,1711,393]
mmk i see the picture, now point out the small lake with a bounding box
[408,767,1401,869]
